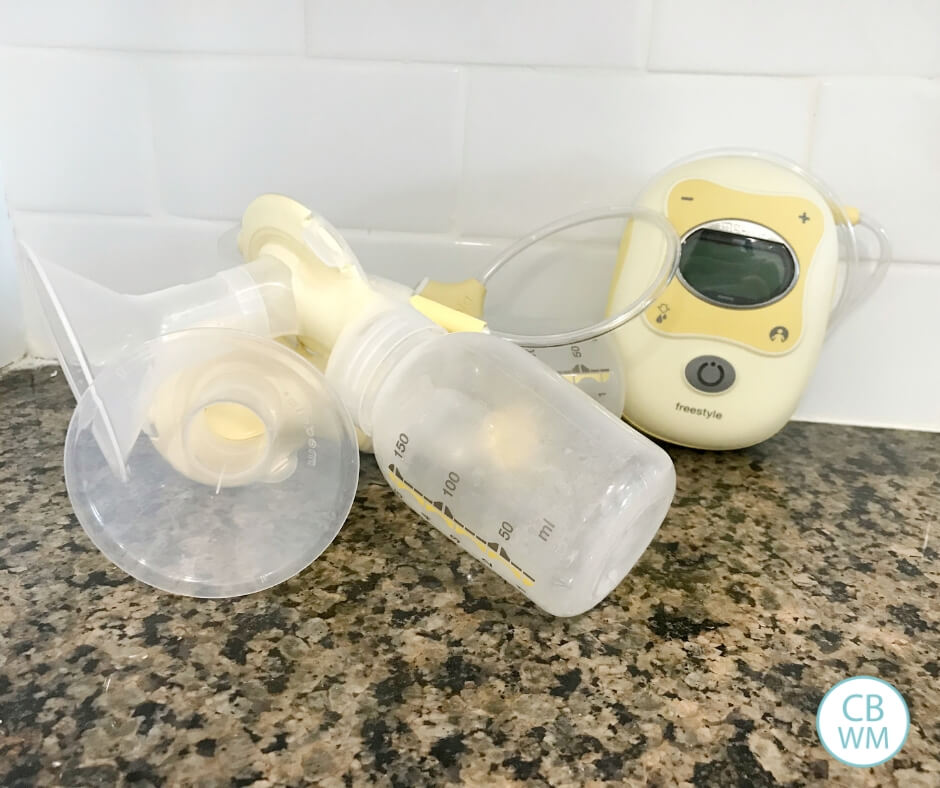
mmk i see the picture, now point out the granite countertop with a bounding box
[0,366,937,787]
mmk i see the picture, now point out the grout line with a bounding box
[2,44,938,79]
[0,44,789,77]
[12,209,232,226]
[8,209,515,246]
[0,43,309,60]
[12,208,156,220]
[340,226,516,247]
[790,413,938,433]
[10,210,940,269]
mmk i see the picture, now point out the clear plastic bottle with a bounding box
[327,305,676,617]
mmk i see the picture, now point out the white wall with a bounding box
[0,1,937,429]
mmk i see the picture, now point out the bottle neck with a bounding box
[326,305,444,436]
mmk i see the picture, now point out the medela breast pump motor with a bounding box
[418,151,889,451]
[610,151,889,449]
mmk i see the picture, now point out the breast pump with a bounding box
[22,244,361,598]
[24,196,677,616]
[415,150,890,450]
[237,196,676,617]
[24,148,887,611]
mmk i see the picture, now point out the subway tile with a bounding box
[13,212,235,293]
[15,214,939,431]
[306,0,650,68]
[0,183,25,365]
[13,212,237,357]
[648,0,940,76]
[458,69,814,237]
[0,0,304,53]
[345,231,503,286]
[147,59,463,232]
[811,78,940,263]
[0,50,155,214]
[795,262,940,430]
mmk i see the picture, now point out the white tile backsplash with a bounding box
[2,5,938,429]
[0,170,25,365]
[0,50,154,214]
[811,78,940,264]
[344,230,503,287]
[459,70,815,236]
[0,0,305,54]
[12,212,236,292]
[795,262,940,431]
[147,58,463,231]
[12,212,238,357]
[649,1,940,76]
[306,0,651,68]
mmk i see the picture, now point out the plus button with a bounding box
[798,212,810,223]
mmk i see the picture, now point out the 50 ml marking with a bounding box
[387,462,535,587]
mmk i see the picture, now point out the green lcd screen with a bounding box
[679,228,796,307]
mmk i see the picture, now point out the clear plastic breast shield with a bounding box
[21,243,360,597]
[65,329,359,598]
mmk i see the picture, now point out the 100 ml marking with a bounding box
[386,461,536,587]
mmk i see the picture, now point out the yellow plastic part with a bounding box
[203,402,267,441]
[237,195,488,451]
[415,278,487,318]
[843,205,860,225]
[409,294,488,334]
[239,195,488,343]
[238,195,378,354]
[643,179,824,354]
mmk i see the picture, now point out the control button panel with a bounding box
[643,179,824,354]
[685,355,736,393]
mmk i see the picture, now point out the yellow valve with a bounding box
[409,294,488,334]
[415,277,487,318]
[203,402,267,441]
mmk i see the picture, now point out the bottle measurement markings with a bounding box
[386,462,536,587]
[557,363,612,385]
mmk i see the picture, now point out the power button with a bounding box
[684,355,735,393]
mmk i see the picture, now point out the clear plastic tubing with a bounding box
[328,305,676,617]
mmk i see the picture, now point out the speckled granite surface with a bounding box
[0,366,937,787]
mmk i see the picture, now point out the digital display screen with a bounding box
[679,228,796,307]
